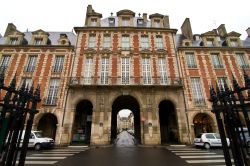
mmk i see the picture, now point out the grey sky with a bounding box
[1,0,250,39]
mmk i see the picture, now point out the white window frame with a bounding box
[158,58,167,85]
[155,36,163,49]
[207,39,214,47]
[90,18,97,26]
[0,55,11,72]
[10,37,18,45]
[121,36,130,50]
[236,53,249,68]
[103,35,111,49]
[122,17,130,26]
[121,57,130,85]
[25,55,37,72]
[21,78,32,88]
[211,53,223,68]
[84,58,93,84]
[142,58,152,85]
[190,77,205,105]
[53,56,64,72]
[185,53,197,68]
[217,77,228,91]
[34,38,43,45]
[100,58,109,84]
[88,35,96,48]
[46,79,60,105]
[141,36,149,49]
[154,19,161,28]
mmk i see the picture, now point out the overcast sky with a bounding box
[1,0,250,39]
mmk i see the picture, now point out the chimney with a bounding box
[246,27,250,37]
[163,15,170,28]
[85,5,93,25]
[217,24,227,37]
[181,18,193,40]
[4,23,16,37]
[143,13,147,23]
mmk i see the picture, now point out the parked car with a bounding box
[194,133,230,149]
[239,127,250,147]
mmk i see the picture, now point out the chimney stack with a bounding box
[4,23,16,37]
[85,5,93,25]
[181,18,193,40]
[246,27,250,37]
[163,15,170,28]
[217,24,227,37]
[143,13,147,23]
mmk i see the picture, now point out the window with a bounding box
[158,58,167,84]
[21,78,32,88]
[142,58,151,84]
[230,39,238,47]
[217,77,228,90]
[109,18,115,24]
[155,36,163,49]
[0,55,11,72]
[121,35,130,50]
[211,54,223,68]
[141,36,149,49]
[190,77,205,105]
[53,56,64,73]
[34,38,43,45]
[137,19,143,26]
[90,18,97,26]
[103,35,111,49]
[84,58,93,84]
[154,19,161,27]
[122,17,130,26]
[185,53,197,68]
[45,79,60,105]
[207,39,214,47]
[236,53,249,68]
[100,58,109,84]
[10,37,18,45]
[25,55,37,72]
[121,57,130,84]
[88,35,96,48]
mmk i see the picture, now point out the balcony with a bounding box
[68,76,182,86]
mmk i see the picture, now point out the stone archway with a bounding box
[71,100,93,145]
[37,113,58,140]
[193,113,213,136]
[111,95,141,144]
[159,100,179,144]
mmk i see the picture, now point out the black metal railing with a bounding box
[0,72,41,166]
[209,70,250,166]
[68,76,182,86]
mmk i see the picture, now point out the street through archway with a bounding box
[115,131,135,147]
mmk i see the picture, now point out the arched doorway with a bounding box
[111,95,141,144]
[37,113,58,140]
[72,100,93,144]
[159,100,178,144]
[193,113,213,136]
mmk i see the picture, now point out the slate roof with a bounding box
[0,31,76,46]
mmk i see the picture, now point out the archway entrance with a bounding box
[37,113,58,140]
[159,100,178,144]
[111,95,141,144]
[72,100,93,144]
[193,113,213,136]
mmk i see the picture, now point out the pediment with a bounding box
[8,29,24,36]
[140,48,152,54]
[100,48,112,54]
[155,49,167,54]
[149,13,164,19]
[85,48,97,54]
[32,29,49,36]
[201,31,217,36]
[117,9,135,17]
[227,31,241,37]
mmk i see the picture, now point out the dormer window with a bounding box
[10,37,18,45]
[230,39,238,47]
[122,17,130,26]
[207,38,214,47]
[91,18,97,26]
[137,19,143,25]
[109,18,115,24]
[34,38,43,45]
[154,19,161,28]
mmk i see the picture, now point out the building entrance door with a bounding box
[37,113,58,140]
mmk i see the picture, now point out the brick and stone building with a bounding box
[1,5,250,146]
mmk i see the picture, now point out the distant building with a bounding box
[1,5,250,146]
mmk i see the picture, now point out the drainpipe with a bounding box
[60,30,79,145]
[171,32,191,144]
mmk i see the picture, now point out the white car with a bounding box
[194,133,230,149]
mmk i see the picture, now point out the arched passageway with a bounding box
[111,95,141,144]
[159,100,178,144]
[193,113,213,136]
[37,113,58,140]
[72,100,93,144]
